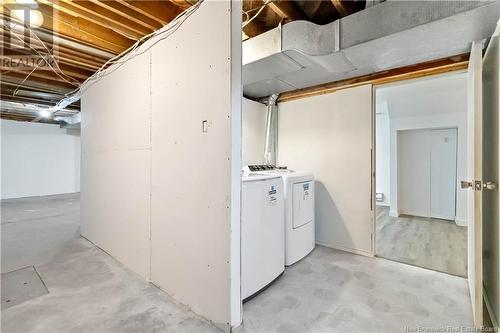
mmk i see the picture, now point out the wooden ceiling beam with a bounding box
[1,68,81,87]
[56,63,93,80]
[0,46,93,81]
[36,0,141,39]
[0,39,103,71]
[330,0,365,17]
[169,0,196,11]
[242,20,267,39]
[0,22,114,63]
[1,74,73,93]
[268,0,308,21]
[116,0,182,26]
[278,53,470,103]
[52,0,154,38]
[89,0,162,31]
[2,3,134,53]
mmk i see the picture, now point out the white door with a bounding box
[465,32,500,328]
[481,31,500,326]
[465,39,484,327]
[430,128,458,220]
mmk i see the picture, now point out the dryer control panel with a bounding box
[244,165,275,172]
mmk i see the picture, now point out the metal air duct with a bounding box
[263,93,279,165]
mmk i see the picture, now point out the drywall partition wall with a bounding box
[278,84,373,255]
[81,48,152,279]
[1,120,80,199]
[242,98,266,165]
[389,112,468,224]
[82,2,239,328]
[150,2,236,329]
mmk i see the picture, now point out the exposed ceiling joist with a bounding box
[268,0,308,21]
[59,0,154,36]
[116,0,182,26]
[169,0,197,11]
[330,0,350,17]
[2,72,76,91]
[243,20,267,39]
[88,0,162,31]
[37,0,145,39]
[1,0,369,123]
[2,2,133,54]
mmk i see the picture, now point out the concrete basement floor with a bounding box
[239,246,473,333]
[1,194,221,333]
[1,194,473,333]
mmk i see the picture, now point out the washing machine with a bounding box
[244,165,315,266]
[241,173,284,301]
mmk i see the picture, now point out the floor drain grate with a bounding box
[1,266,49,310]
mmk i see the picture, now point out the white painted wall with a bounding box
[242,98,266,165]
[278,85,373,255]
[81,2,238,328]
[1,120,80,199]
[375,108,390,206]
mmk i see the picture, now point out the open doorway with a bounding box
[374,72,468,277]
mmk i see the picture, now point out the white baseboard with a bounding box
[316,240,374,257]
[454,218,467,227]
[389,210,399,217]
[484,286,499,327]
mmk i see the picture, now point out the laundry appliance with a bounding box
[244,165,315,266]
[241,173,285,301]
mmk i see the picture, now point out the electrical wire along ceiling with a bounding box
[0,0,366,123]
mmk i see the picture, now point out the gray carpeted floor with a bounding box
[376,205,467,277]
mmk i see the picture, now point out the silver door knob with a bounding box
[484,181,497,190]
